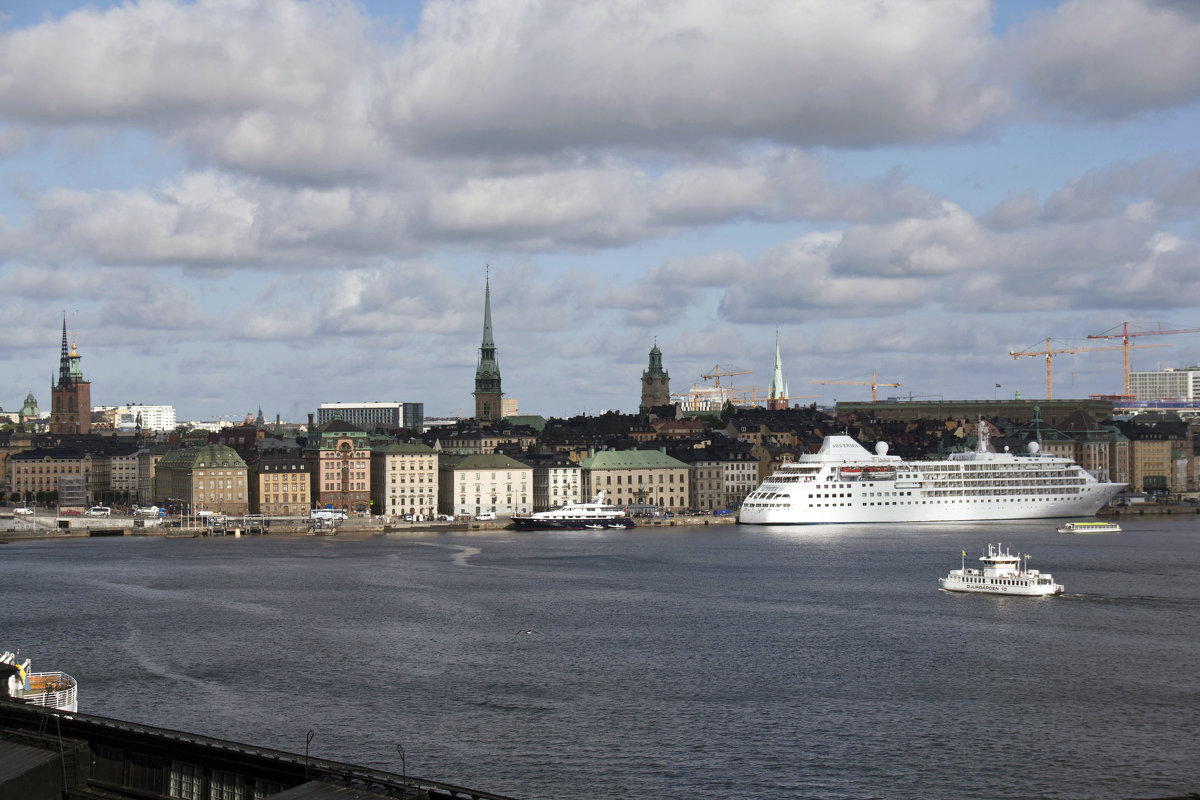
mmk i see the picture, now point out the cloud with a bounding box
[1015,0,1200,118]
[393,0,1010,154]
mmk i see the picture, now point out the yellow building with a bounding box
[250,453,311,516]
[153,444,249,515]
[578,449,691,512]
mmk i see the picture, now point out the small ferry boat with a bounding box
[1057,520,1121,534]
[938,543,1063,596]
[2,650,77,712]
[510,491,635,531]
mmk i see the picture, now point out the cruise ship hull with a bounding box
[738,432,1125,526]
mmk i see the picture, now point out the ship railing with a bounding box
[23,672,76,711]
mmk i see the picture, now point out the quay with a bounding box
[0,510,738,542]
[0,700,519,800]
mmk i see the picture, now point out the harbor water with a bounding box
[3,518,1198,799]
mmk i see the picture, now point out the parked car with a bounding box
[85,506,111,517]
[475,512,496,521]
[14,507,34,516]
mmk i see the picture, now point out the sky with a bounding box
[2,0,1200,423]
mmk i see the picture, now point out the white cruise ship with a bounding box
[738,424,1125,525]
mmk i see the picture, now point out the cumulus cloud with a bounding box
[1015,0,1200,118]
[394,0,1010,153]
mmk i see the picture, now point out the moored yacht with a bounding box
[938,543,1063,596]
[510,491,635,531]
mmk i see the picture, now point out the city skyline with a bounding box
[3,0,1200,420]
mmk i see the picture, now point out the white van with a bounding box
[475,512,496,521]
[85,506,111,517]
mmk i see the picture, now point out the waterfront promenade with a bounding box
[0,508,738,541]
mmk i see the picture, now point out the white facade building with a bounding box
[317,402,424,432]
[371,442,439,519]
[438,453,532,518]
[94,404,177,432]
[531,462,583,511]
[1129,367,1200,401]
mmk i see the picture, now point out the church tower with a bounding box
[49,315,92,435]
[473,271,503,421]
[639,341,670,412]
[767,327,790,410]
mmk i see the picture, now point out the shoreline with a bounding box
[3,505,1194,543]
[0,513,738,542]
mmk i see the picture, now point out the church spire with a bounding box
[768,326,789,410]
[58,313,73,388]
[473,267,503,420]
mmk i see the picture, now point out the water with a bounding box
[3,518,1198,799]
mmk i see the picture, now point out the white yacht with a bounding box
[738,422,1124,525]
[2,650,77,712]
[510,491,635,531]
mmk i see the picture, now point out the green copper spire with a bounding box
[474,268,503,418]
[769,326,787,401]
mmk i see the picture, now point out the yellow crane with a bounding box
[1087,322,1200,395]
[1008,338,1169,400]
[701,364,752,387]
[808,372,900,403]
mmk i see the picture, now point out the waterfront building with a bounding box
[107,442,140,503]
[1117,413,1189,492]
[640,342,670,412]
[371,441,439,518]
[720,442,760,509]
[303,419,372,514]
[523,453,583,511]
[49,317,91,436]
[137,445,170,506]
[473,273,504,421]
[438,453,532,518]
[676,447,724,512]
[578,449,691,512]
[317,401,424,433]
[8,448,93,506]
[153,444,249,515]
[249,453,311,517]
[767,328,790,410]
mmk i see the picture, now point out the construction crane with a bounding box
[701,364,752,387]
[1087,322,1200,395]
[1008,338,1169,400]
[808,372,900,403]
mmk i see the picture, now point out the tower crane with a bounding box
[808,372,900,403]
[700,365,752,387]
[1008,338,1169,400]
[1087,322,1200,395]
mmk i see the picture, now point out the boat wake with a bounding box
[412,542,481,567]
